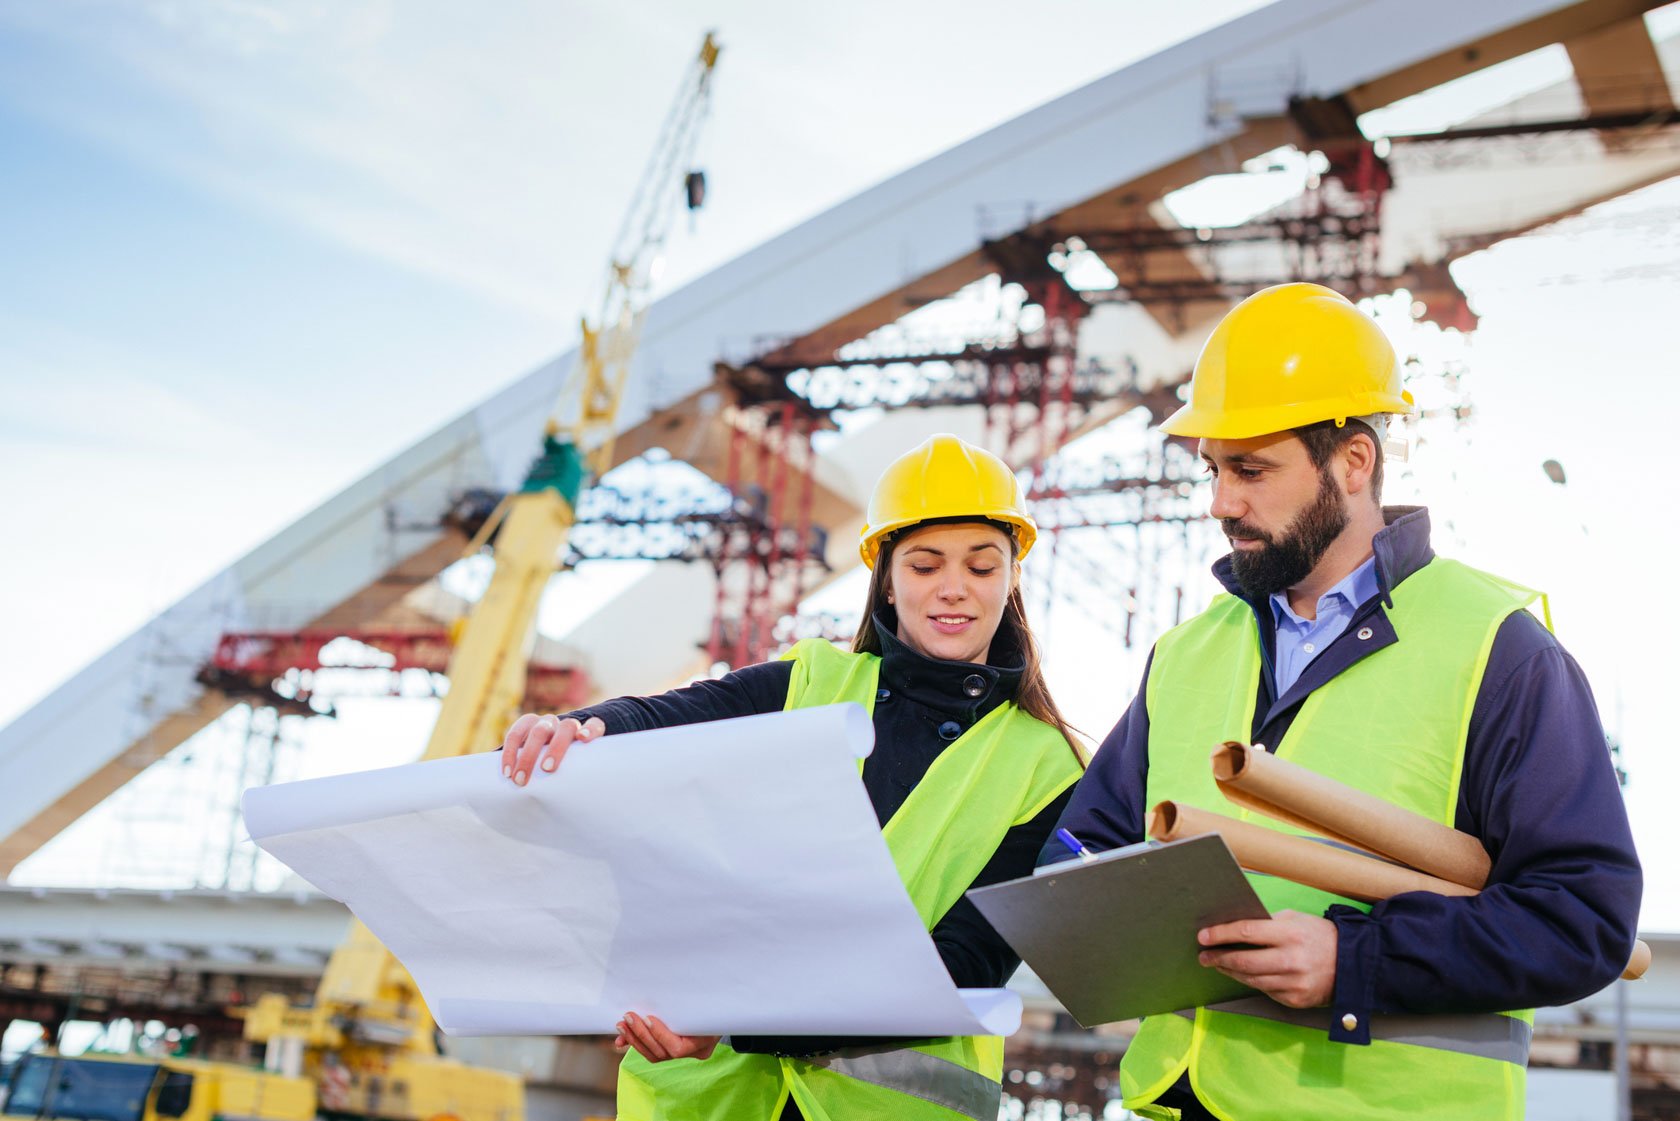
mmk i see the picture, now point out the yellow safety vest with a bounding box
[618,639,1083,1121]
[1123,558,1542,1121]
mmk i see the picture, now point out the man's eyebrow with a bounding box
[1202,450,1281,467]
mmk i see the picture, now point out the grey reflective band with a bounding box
[804,1045,1001,1120]
[1204,997,1532,1066]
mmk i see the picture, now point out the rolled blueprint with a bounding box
[1149,800,1480,902]
[1210,741,1492,889]
[1150,799,1650,980]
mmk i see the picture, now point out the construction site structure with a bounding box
[13,0,1680,879]
[5,3,1680,1117]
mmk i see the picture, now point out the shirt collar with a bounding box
[1269,554,1380,627]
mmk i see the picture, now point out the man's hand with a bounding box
[1197,910,1337,1009]
[614,1011,720,1063]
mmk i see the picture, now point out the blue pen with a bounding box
[1054,827,1097,863]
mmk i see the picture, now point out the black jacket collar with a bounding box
[873,612,1025,714]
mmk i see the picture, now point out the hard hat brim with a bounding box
[1159,390,1415,440]
[860,514,1037,569]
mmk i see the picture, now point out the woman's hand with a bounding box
[500,714,605,785]
[613,1011,719,1062]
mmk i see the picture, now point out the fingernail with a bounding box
[541,757,557,772]
[502,765,511,777]
[515,770,527,785]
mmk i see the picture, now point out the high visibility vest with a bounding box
[618,639,1083,1121]
[1123,558,1542,1121]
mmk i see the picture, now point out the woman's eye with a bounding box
[969,567,996,577]
[910,565,936,575]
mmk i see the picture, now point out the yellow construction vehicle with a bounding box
[6,31,720,1121]
[3,1052,311,1121]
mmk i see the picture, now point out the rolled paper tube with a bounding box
[1153,800,1651,980]
[1148,800,1478,903]
[1211,741,1493,890]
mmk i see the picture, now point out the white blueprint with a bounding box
[241,704,1021,1038]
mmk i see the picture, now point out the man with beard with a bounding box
[1044,283,1640,1121]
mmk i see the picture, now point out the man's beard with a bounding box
[1223,472,1350,600]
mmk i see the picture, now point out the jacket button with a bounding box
[1341,1012,1358,1032]
[962,674,987,698]
[876,687,892,703]
[937,720,962,741]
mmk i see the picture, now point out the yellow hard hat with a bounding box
[859,434,1037,568]
[1160,282,1414,439]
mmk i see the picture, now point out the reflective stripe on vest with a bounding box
[804,1045,1001,1120]
[1172,1000,1533,1066]
[1125,557,1543,1121]
[617,640,1082,1121]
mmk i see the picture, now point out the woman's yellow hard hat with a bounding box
[859,435,1036,568]
[1161,283,1414,439]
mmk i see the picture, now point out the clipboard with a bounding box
[966,833,1268,1027]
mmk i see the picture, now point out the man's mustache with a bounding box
[1222,519,1271,543]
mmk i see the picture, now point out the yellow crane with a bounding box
[1,32,721,1121]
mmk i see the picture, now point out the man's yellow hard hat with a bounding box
[1160,282,1414,440]
[859,435,1036,568]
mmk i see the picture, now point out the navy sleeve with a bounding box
[562,660,792,733]
[1328,610,1642,1025]
[1038,651,1154,866]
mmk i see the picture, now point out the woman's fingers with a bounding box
[640,1014,691,1056]
[619,1013,669,1062]
[614,1013,716,1063]
[536,716,604,775]
[502,715,606,785]
[500,713,542,778]
[511,716,563,785]
[506,715,552,784]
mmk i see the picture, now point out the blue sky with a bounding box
[0,0,1272,716]
[4,0,1680,933]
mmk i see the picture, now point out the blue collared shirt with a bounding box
[1268,555,1380,696]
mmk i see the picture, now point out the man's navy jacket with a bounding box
[1044,507,1643,1046]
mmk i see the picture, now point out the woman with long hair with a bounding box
[500,433,1084,1121]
